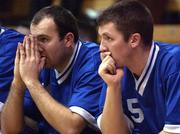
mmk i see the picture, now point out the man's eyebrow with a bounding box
[36,34,49,38]
[102,32,111,37]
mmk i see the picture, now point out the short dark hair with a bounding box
[97,0,153,46]
[31,5,79,43]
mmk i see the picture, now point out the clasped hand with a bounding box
[14,35,46,88]
[98,53,124,88]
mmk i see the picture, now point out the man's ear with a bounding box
[64,32,74,47]
[128,33,141,48]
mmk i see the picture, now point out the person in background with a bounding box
[0,26,24,128]
[78,15,97,42]
[2,5,103,134]
[15,20,30,35]
[97,0,180,134]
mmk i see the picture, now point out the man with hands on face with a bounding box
[2,6,103,134]
[18,36,46,87]
[97,0,180,134]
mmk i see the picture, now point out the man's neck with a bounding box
[127,46,151,77]
[56,48,74,73]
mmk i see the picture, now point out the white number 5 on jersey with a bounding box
[127,98,144,123]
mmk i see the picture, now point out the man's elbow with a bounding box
[56,125,84,134]
[65,127,83,134]
[57,114,86,134]
[2,128,22,134]
[1,120,23,134]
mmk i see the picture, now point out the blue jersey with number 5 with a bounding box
[99,42,180,133]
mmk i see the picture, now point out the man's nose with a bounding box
[100,43,108,53]
[36,42,44,52]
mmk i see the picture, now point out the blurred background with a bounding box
[0,0,180,43]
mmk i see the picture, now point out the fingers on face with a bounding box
[15,43,21,64]
[19,42,26,61]
[103,55,116,75]
[24,36,31,57]
[30,35,35,56]
[39,57,46,69]
[24,35,40,60]
[100,45,111,60]
[34,37,40,59]
[100,51,111,60]
[29,35,40,60]
[19,35,42,65]
[107,62,116,75]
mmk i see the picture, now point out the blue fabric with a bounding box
[0,27,24,102]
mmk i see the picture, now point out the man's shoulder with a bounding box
[155,42,180,64]
[81,41,99,47]
[0,27,24,55]
[0,26,24,39]
[153,42,180,78]
[155,41,180,54]
[80,41,99,53]
[76,41,101,72]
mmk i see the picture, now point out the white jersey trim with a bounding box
[97,114,102,129]
[55,41,82,85]
[134,42,159,95]
[69,106,98,129]
[0,101,4,112]
[163,124,180,133]
[0,28,5,35]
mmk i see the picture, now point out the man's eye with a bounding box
[104,36,112,41]
[40,38,48,43]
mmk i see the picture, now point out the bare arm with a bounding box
[1,82,25,134]
[26,81,86,134]
[98,55,130,134]
[2,82,39,134]
[101,85,130,134]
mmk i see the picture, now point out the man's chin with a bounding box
[44,63,51,68]
[116,64,124,69]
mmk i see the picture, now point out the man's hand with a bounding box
[12,42,26,90]
[98,55,124,88]
[19,36,45,86]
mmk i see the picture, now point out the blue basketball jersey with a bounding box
[99,42,180,133]
[24,41,103,134]
[0,27,24,103]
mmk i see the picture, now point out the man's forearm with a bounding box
[101,86,130,134]
[1,82,25,134]
[26,81,86,134]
